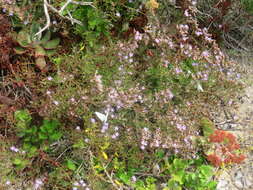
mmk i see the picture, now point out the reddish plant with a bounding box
[207,130,246,167]
[209,130,225,143]
[227,142,240,151]
[224,153,246,164]
[207,154,222,167]
[224,132,236,144]
[209,130,237,147]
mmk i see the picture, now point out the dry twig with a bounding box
[35,0,95,36]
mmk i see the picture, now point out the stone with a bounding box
[234,179,244,189]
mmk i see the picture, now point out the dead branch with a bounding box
[35,0,95,36]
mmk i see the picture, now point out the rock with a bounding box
[234,170,243,179]
[217,179,229,190]
[234,179,244,189]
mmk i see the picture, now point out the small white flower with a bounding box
[195,30,202,36]
[10,146,19,152]
[73,181,79,186]
[140,145,145,150]
[184,10,190,17]
[112,134,117,139]
[114,126,119,131]
[6,181,11,185]
[90,118,96,123]
[53,100,59,105]
[202,50,209,57]
[116,12,121,17]
[155,39,160,43]
[35,179,43,185]
[205,36,213,42]
[47,76,53,81]
[34,179,43,189]
[79,180,86,186]
[131,176,137,182]
[76,126,81,130]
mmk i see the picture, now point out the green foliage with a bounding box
[14,110,32,130]
[59,0,144,47]
[241,0,253,14]
[14,110,62,155]
[165,157,217,190]
[61,4,109,47]
[135,177,157,190]
[12,157,29,170]
[112,155,217,190]
[145,65,169,92]
[66,160,77,171]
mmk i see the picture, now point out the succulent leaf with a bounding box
[35,46,46,57]
[45,49,57,56]
[17,30,31,47]
[30,23,42,42]
[43,38,60,49]
[41,30,51,44]
[14,47,26,54]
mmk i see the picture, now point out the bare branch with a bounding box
[72,0,96,9]
[35,0,50,36]
[59,0,72,14]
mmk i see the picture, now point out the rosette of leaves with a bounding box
[14,23,60,70]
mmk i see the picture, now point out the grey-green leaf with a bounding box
[41,30,51,44]
[14,47,26,54]
[43,38,60,49]
[35,46,46,57]
[46,49,57,56]
[17,30,31,47]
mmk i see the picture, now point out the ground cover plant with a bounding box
[0,0,250,189]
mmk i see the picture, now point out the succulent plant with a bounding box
[14,23,60,70]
